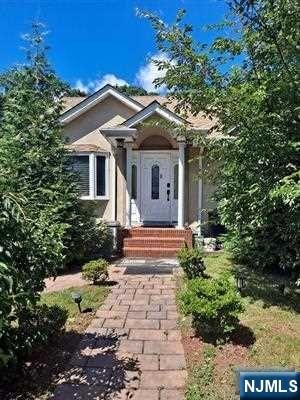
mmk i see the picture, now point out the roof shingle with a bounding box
[62,94,217,130]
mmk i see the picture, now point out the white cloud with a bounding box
[135,53,170,93]
[74,79,89,94]
[74,54,171,95]
[93,74,129,90]
[74,74,129,94]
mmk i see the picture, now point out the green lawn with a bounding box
[182,251,300,400]
[2,284,108,400]
[40,285,108,331]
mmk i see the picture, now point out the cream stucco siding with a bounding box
[133,125,179,150]
[185,148,217,230]
[63,96,135,148]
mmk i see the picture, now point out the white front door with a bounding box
[140,153,172,222]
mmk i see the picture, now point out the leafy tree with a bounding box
[141,0,299,274]
[115,84,157,96]
[50,76,86,96]
[0,193,67,368]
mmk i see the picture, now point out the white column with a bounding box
[110,150,116,221]
[125,142,133,227]
[89,153,96,199]
[177,142,186,229]
[198,153,203,237]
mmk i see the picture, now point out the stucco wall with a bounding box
[134,125,179,150]
[63,96,135,148]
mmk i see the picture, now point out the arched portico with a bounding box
[101,99,188,230]
[124,133,186,229]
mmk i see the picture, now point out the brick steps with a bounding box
[122,227,193,257]
[123,237,186,248]
[123,247,182,258]
[126,228,189,238]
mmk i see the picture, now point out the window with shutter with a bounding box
[70,153,109,199]
[71,155,90,197]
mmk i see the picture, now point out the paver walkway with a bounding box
[44,270,86,292]
[53,264,186,400]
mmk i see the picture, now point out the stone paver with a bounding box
[160,355,186,370]
[140,371,187,389]
[143,341,184,355]
[161,389,185,400]
[53,260,186,399]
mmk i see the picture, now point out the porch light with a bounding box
[235,275,246,293]
[71,292,82,313]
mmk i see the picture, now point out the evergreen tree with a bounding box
[0,21,113,369]
[0,23,82,273]
[0,23,102,367]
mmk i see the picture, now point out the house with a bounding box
[61,84,217,257]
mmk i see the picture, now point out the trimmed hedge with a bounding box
[82,259,109,284]
[180,272,244,339]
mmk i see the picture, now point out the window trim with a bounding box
[71,152,110,201]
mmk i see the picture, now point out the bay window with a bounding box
[70,153,109,200]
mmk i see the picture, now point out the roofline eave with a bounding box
[60,84,144,125]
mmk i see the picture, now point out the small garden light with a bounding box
[71,292,82,313]
[235,275,246,293]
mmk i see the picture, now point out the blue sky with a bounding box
[0,0,230,93]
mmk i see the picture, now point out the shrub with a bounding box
[177,247,206,279]
[179,273,245,339]
[0,304,67,373]
[82,259,109,284]
[66,212,113,266]
[15,304,68,359]
[81,218,113,260]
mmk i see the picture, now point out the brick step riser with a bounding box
[124,239,186,248]
[124,243,185,250]
[123,248,180,257]
[125,231,191,239]
[122,229,193,255]
[125,238,193,247]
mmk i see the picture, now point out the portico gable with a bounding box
[100,102,187,229]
